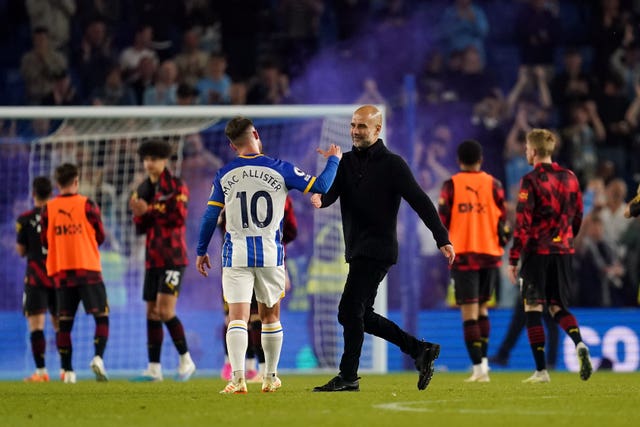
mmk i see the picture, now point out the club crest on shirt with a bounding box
[518,190,529,201]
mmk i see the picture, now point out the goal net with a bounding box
[0,106,387,377]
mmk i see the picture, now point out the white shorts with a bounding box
[222,266,286,308]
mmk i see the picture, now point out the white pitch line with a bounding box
[374,400,562,415]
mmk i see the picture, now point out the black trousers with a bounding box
[338,257,422,380]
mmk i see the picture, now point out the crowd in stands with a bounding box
[1,0,639,308]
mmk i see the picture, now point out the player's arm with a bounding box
[15,216,27,257]
[40,205,49,249]
[509,177,534,266]
[196,176,224,276]
[282,196,298,244]
[493,178,512,246]
[438,179,454,229]
[86,199,106,246]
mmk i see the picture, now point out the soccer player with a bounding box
[16,176,58,382]
[438,140,510,382]
[508,128,592,383]
[311,105,455,392]
[624,184,640,218]
[196,116,341,394]
[219,196,298,382]
[130,139,195,382]
[41,163,110,384]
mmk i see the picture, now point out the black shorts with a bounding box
[451,268,498,305]
[23,285,57,317]
[57,283,109,317]
[519,253,573,307]
[143,267,186,302]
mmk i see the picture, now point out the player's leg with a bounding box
[478,268,499,375]
[220,301,232,380]
[56,287,80,384]
[548,255,592,380]
[23,285,49,382]
[453,270,485,382]
[80,282,110,382]
[520,254,550,383]
[220,267,253,394]
[254,266,285,392]
[246,294,263,382]
[130,268,165,381]
[156,267,194,381]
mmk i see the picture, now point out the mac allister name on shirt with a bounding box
[222,168,283,196]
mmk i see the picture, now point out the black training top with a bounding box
[320,139,450,264]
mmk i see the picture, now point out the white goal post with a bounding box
[0,105,388,375]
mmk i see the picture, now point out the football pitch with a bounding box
[0,372,638,427]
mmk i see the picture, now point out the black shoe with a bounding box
[312,375,360,392]
[489,354,509,367]
[415,342,440,391]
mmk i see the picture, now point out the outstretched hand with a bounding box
[440,244,455,265]
[196,254,212,277]
[310,193,322,208]
[317,144,342,160]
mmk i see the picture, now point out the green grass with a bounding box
[1,372,639,427]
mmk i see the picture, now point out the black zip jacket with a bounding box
[320,139,450,264]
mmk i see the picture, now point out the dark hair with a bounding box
[224,116,253,142]
[55,163,79,187]
[177,83,199,98]
[457,139,483,165]
[138,139,172,159]
[32,176,52,200]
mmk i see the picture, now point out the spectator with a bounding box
[41,69,80,106]
[76,0,122,35]
[176,83,200,106]
[26,0,76,54]
[277,0,324,77]
[132,0,186,61]
[143,60,178,106]
[131,56,158,105]
[246,58,291,105]
[610,40,640,101]
[590,0,633,81]
[600,178,631,245]
[596,73,633,177]
[446,45,499,104]
[551,48,599,126]
[20,27,68,105]
[196,53,232,105]
[558,101,606,185]
[74,18,115,100]
[119,25,158,84]
[184,0,222,53]
[174,28,209,86]
[90,64,136,106]
[515,0,560,68]
[440,0,489,66]
[575,213,625,307]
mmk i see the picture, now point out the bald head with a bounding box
[351,105,382,148]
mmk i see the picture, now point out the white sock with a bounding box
[36,368,48,375]
[259,362,266,375]
[261,321,283,376]
[179,352,193,367]
[481,357,489,373]
[246,357,257,371]
[147,362,161,375]
[226,320,248,379]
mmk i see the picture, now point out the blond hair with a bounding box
[526,128,556,158]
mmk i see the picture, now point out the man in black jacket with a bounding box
[311,105,455,392]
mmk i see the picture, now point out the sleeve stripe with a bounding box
[303,176,317,194]
[208,201,224,207]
